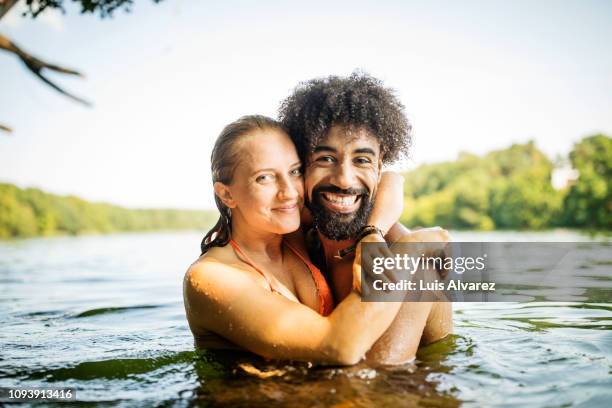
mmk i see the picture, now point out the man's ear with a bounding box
[213,182,236,208]
[377,158,383,182]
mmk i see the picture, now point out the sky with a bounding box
[1,0,611,210]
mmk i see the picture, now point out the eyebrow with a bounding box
[251,162,302,176]
[313,145,376,156]
[354,147,376,156]
[313,145,337,153]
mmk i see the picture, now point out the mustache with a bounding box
[313,185,369,196]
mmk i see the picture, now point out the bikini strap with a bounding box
[282,240,315,270]
[228,239,278,294]
[229,238,333,316]
[283,240,335,316]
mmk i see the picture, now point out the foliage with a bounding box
[23,0,163,19]
[2,135,609,237]
[0,183,217,238]
[400,140,588,230]
[562,135,612,229]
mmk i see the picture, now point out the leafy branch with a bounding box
[0,0,163,133]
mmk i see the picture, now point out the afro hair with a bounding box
[278,71,412,165]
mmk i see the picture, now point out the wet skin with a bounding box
[304,125,453,364]
[185,127,412,364]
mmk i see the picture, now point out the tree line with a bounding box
[1,134,609,238]
[401,134,611,230]
[0,183,217,238]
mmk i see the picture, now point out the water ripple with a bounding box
[72,305,164,318]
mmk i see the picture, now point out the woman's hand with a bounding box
[352,233,398,294]
[353,227,452,294]
[394,227,452,281]
[396,226,450,244]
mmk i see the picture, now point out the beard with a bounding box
[308,185,374,241]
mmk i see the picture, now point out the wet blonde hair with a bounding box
[200,115,287,254]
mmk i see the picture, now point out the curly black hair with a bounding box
[278,71,412,165]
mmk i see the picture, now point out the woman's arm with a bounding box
[351,171,405,292]
[367,171,404,234]
[183,260,403,365]
[184,229,450,365]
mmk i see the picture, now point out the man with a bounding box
[279,72,453,364]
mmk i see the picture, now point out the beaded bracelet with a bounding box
[334,225,385,259]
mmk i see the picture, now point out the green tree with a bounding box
[488,143,563,229]
[0,182,217,239]
[401,141,564,230]
[0,185,38,237]
[562,135,612,229]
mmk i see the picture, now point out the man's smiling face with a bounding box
[305,125,382,241]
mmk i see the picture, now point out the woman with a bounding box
[183,115,447,365]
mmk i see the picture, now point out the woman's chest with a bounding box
[262,254,320,313]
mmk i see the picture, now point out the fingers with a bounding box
[354,235,398,295]
[352,261,363,294]
[438,243,454,280]
[355,228,455,296]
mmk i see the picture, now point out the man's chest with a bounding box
[328,257,354,303]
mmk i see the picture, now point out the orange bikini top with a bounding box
[228,238,334,316]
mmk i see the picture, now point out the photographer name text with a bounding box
[372,279,496,292]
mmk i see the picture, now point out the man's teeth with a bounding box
[322,193,358,205]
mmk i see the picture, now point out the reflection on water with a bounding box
[0,231,610,406]
[187,341,461,407]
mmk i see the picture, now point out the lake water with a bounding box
[0,231,610,407]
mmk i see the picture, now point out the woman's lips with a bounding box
[320,192,361,213]
[273,203,299,213]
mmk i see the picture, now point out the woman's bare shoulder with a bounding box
[185,246,241,290]
[190,245,234,267]
[183,246,259,334]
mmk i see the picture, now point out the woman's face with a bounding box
[225,128,304,235]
